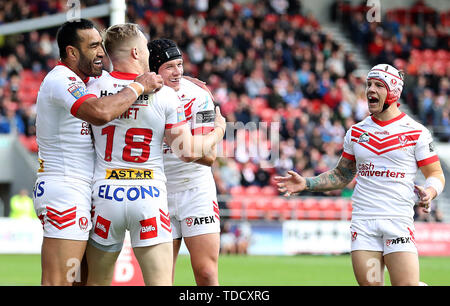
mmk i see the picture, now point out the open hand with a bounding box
[274,171,306,197]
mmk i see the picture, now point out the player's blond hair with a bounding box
[103,23,142,59]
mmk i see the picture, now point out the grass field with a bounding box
[1,254,449,286]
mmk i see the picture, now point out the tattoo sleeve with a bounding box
[305,157,357,192]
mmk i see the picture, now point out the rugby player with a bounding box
[85,25,226,286]
[275,64,445,286]
[33,19,162,286]
[149,38,220,285]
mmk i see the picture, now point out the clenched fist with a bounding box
[135,72,164,94]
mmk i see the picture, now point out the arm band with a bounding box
[127,82,144,98]
[424,177,444,197]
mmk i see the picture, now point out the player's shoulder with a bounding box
[153,85,180,106]
[156,85,178,97]
[180,77,207,95]
[86,70,112,85]
[45,64,79,83]
[349,116,372,131]
[399,113,427,131]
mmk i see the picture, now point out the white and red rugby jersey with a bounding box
[342,113,439,221]
[35,63,97,182]
[87,71,186,186]
[163,78,216,193]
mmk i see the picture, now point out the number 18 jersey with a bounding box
[87,71,186,186]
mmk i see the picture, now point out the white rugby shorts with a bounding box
[33,176,92,241]
[90,181,173,249]
[168,181,220,239]
[350,218,417,255]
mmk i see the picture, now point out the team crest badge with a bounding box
[78,217,89,231]
[398,135,408,146]
[358,132,370,143]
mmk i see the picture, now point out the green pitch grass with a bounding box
[0,254,449,286]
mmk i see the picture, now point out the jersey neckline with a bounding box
[110,71,138,80]
[56,61,90,84]
[371,112,406,127]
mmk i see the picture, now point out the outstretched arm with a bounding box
[275,156,357,196]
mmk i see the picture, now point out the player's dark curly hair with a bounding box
[57,18,95,59]
[148,38,182,73]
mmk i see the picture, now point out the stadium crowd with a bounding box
[0,0,447,221]
[331,0,450,141]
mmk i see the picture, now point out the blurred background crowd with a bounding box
[0,0,447,222]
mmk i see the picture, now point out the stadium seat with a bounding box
[303,198,321,219]
[244,199,261,220]
[226,199,243,220]
[272,197,292,220]
[318,198,339,220]
[245,185,262,197]
[261,186,278,197]
[230,185,246,197]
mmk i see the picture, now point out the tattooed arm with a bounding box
[305,157,357,192]
[274,156,357,196]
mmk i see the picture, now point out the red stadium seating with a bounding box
[227,199,243,219]
[245,185,262,197]
[261,186,278,197]
[230,185,246,197]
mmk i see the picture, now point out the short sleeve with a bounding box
[342,127,355,161]
[164,88,186,129]
[48,71,96,117]
[415,127,439,167]
[190,89,215,135]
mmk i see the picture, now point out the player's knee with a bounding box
[195,266,218,286]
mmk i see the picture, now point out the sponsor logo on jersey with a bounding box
[429,142,435,152]
[196,110,215,124]
[140,217,158,239]
[38,158,45,172]
[374,131,389,135]
[97,184,160,202]
[385,236,413,246]
[177,105,186,122]
[358,132,370,143]
[94,215,111,239]
[185,215,217,227]
[357,163,406,178]
[105,168,153,180]
[67,84,87,99]
[33,181,45,198]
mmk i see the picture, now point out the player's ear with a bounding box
[131,47,138,59]
[66,45,78,61]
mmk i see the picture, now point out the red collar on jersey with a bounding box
[56,61,90,84]
[110,71,138,80]
[371,112,406,127]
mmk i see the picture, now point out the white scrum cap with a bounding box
[366,64,404,106]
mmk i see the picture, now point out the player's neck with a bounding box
[60,59,88,81]
[112,60,145,76]
[371,104,402,122]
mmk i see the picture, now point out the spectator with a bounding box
[9,188,36,219]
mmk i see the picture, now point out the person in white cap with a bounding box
[275,64,445,286]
